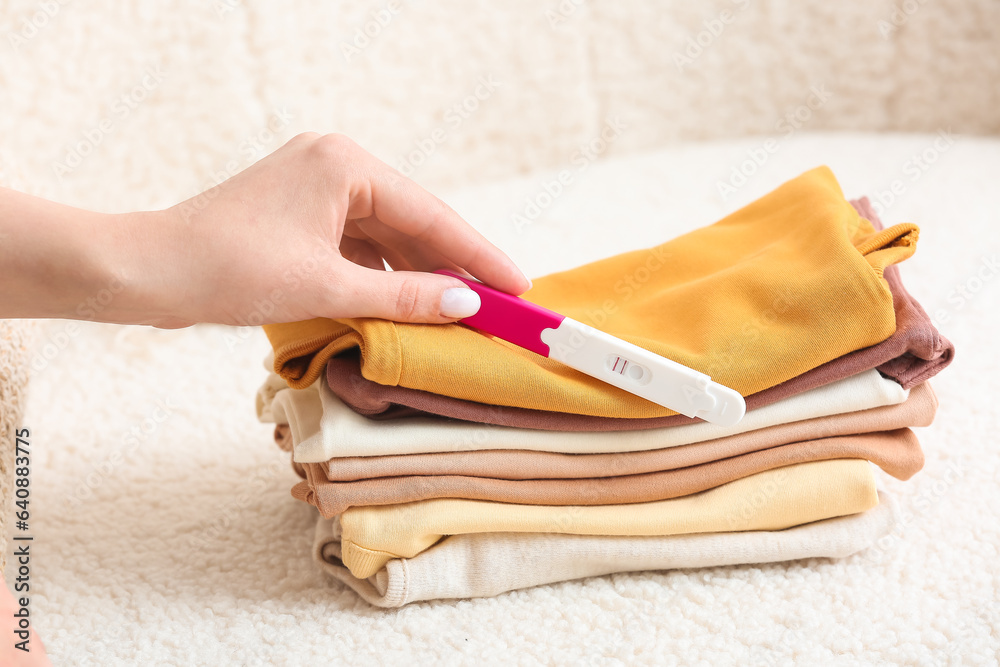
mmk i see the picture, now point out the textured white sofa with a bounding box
[2,1,998,664]
[1,0,997,202]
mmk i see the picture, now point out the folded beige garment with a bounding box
[311,383,936,482]
[313,490,898,607]
[338,458,880,578]
[292,429,922,517]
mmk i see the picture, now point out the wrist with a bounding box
[0,188,195,326]
[96,207,197,327]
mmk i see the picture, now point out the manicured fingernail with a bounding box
[516,268,532,291]
[440,287,481,318]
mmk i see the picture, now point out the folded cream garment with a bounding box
[313,490,898,607]
[257,369,908,461]
[338,458,880,578]
[255,370,287,424]
[313,382,935,481]
[269,381,323,458]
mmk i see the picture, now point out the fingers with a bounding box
[314,134,531,295]
[338,236,387,271]
[348,214,456,274]
[328,262,482,323]
[369,177,530,294]
[362,238,418,273]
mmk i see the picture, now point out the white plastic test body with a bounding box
[541,318,745,427]
[435,270,747,427]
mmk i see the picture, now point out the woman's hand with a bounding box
[0,133,530,327]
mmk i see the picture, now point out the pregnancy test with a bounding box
[436,270,746,427]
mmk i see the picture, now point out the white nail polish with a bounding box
[440,287,481,318]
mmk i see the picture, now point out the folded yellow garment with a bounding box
[339,458,879,578]
[265,167,919,417]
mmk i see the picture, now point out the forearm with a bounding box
[0,134,529,329]
[0,187,177,325]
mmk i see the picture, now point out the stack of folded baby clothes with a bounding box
[255,167,953,607]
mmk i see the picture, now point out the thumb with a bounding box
[331,264,482,323]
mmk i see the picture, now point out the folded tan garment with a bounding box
[290,430,916,518]
[313,490,899,607]
[307,382,936,482]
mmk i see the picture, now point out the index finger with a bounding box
[344,146,531,295]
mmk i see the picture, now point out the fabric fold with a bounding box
[319,198,950,430]
[313,490,899,607]
[269,382,323,458]
[338,458,881,578]
[310,382,936,482]
[260,369,908,461]
[292,429,921,517]
[265,168,919,421]
[251,177,950,606]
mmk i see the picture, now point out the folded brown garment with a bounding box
[851,197,954,387]
[274,424,293,452]
[294,381,936,482]
[291,429,924,518]
[323,198,953,431]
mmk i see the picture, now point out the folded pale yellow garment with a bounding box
[264,167,918,418]
[339,458,879,578]
[315,491,900,607]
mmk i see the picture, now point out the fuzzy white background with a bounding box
[1,1,999,665]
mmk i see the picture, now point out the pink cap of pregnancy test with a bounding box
[435,269,564,357]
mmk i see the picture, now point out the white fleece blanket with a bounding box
[15,134,1000,664]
